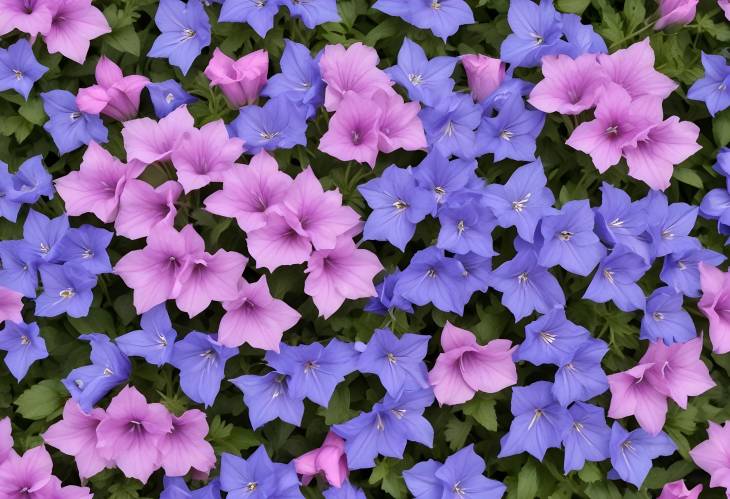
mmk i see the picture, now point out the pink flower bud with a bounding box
[461,54,505,103]
[204,48,268,108]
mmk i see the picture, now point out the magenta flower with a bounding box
[294,432,348,488]
[372,90,427,153]
[171,119,245,193]
[95,385,172,483]
[76,56,149,121]
[305,236,382,319]
[528,54,605,115]
[658,480,702,499]
[608,363,668,435]
[0,417,11,464]
[219,276,300,351]
[204,48,268,107]
[42,0,111,64]
[721,0,730,19]
[0,0,54,37]
[655,0,697,29]
[122,105,196,165]
[0,445,54,498]
[699,263,730,354]
[319,92,382,168]
[204,151,292,233]
[246,211,313,271]
[115,180,181,240]
[42,399,111,479]
[461,54,505,102]
[157,409,216,477]
[318,42,393,112]
[690,421,730,492]
[0,286,23,325]
[55,142,145,223]
[428,322,517,406]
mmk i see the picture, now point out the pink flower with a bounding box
[76,56,149,121]
[294,432,348,487]
[597,38,677,100]
[566,83,649,173]
[95,386,172,483]
[0,0,54,36]
[0,445,55,498]
[246,212,313,271]
[720,0,730,20]
[655,0,698,29]
[204,48,268,107]
[318,42,393,112]
[428,322,517,405]
[171,119,245,193]
[0,287,23,325]
[43,0,111,64]
[658,479,702,499]
[607,363,668,435]
[42,399,111,479]
[157,409,216,477]
[640,337,716,408]
[0,417,12,465]
[623,116,701,191]
[528,54,606,115]
[219,276,300,351]
[372,90,427,153]
[461,54,505,102]
[304,236,382,319]
[55,142,145,223]
[115,179,181,240]
[319,93,382,168]
[699,263,730,354]
[122,105,195,165]
[692,421,730,492]
[204,151,292,233]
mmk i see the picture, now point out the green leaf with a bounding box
[462,395,498,431]
[622,0,646,34]
[15,380,66,421]
[444,417,473,451]
[556,0,591,14]
[318,383,357,425]
[107,480,142,499]
[18,98,46,126]
[517,460,539,499]
[577,462,602,483]
[672,167,703,189]
[105,25,140,56]
[714,108,730,147]
[369,458,408,499]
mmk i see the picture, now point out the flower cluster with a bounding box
[700,148,730,244]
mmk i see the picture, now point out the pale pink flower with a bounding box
[372,90,427,153]
[294,432,348,487]
[720,0,730,20]
[319,93,382,168]
[76,56,149,121]
[115,180,182,240]
[0,445,55,498]
[246,212,313,271]
[699,263,730,354]
[43,0,111,64]
[0,287,23,325]
[528,54,606,115]
[157,409,216,477]
[690,421,730,491]
[655,0,698,29]
[658,479,702,499]
[461,54,505,102]
[0,417,12,465]
[608,363,668,435]
[122,105,195,165]
[204,48,268,107]
[0,0,54,37]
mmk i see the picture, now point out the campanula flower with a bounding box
[593,183,651,261]
[158,409,216,477]
[372,90,428,153]
[690,421,730,492]
[0,240,39,297]
[420,92,481,160]
[0,163,22,222]
[295,432,348,487]
[220,446,303,498]
[477,95,545,162]
[283,0,339,28]
[228,96,308,153]
[0,321,47,381]
[53,225,112,275]
[0,446,56,498]
[148,0,211,75]
[655,0,697,30]
[379,0,474,41]
[204,48,268,108]
[386,37,457,106]
[437,196,497,257]
[456,253,493,297]
[170,332,238,407]
[219,0,283,38]
[319,92,382,167]
[500,0,565,68]
[146,79,197,119]
[562,402,610,473]
[608,363,668,435]
[41,90,108,154]
[42,0,110,64]
[0,39,47,100]
[597,39,677,100]
[266,339,356,406]
[415,153,479,215]
[161,476,222,499]
[122,105,195,165]
[0,0,53,36]
[116,304,178,367]
[62,334,131,412]
[658,480,702,499]
[584,246,648,312]
[689,53,730,115]
[35,263,96,318]
[528,54,604,115]
[561,13,608,57]
[552,338,609,407]
[115,180,182,240]
[262,39,324,118]
[23,210,68,264]
[661,246,725,298]
[230,371,305,429]
[608,422,675,488]
[641,287,695,344]
[365,270,415,315]
[332,389,434,470]
[10,155,53,205]
[499,381,572,461]
[323,482,366,499]
[461,54,505,103]
[76,56,149,121]
[515,309,590,366]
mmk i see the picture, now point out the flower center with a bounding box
[426,268,437,278]
[13,69,22,80]
[456,220,465,234]
[431,0,441,9]
[408,73,424,85]
[386,352,397,364]
[181,28,195,40]
[539,331,556,344]
[528,409,543,429]
[20,335,29,345]
[500,130,514,141]
[165,92,175,104]
[605,125,619,135]
[393,199,408,210]
[59,288,75,299]
[246,482,258,491]
[518,272,529,284]
[512,193,531,212]
[603,269,615,284]
[559,230,573,241]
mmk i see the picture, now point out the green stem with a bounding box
[609,17,659,50]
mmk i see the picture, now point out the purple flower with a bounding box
[262,39,324,119]
[562,402,610,473]
[608,422,675,488]
[228,96,308,153]
[386,37,457,106]
[0,321,47,381]
[374,0,474,41]
[515,309,590,366]
[9,156,53,205]
[230,371,304,429]
[0,39,47,100]
[146,80,197,119]
[660,246,725,297]
[54,225,113,275]
[365,270,415,315]
[499,381,571,461]
[483,160,556,242]
[219,0,284,38]
[265,339,356,407]
[583,246,648,312]
[645,193,698,258]
[552,338,608,407]
[41,90,108,154]
[593,184,651,262]
[62,333,131,412]
[323,482,366,499]
[35,263,96,318]
[0,163,21,222]
[437,197,497,257]
[283,0,339,28]
[332,388,434,470]
[404,444,506,499]
[688,52,730,117]
[420,92,481,160]
[116,304,178,367]
[561,13,607,57]
[221,446,303,498]
[394,246,468,315]
[148,0,211,75]
[0,240,38,297]
[539,199,606,276]
[161,476,221,499]
[359,165,432,251]
[491,249,565,321]
[413,151,478,215]
[500,0,566,67]
[476,96,545,162]
[23,210,69,264]
[356,328,430,397]
[640,287,695,345]
[456,253,492,296]
[170,332,238,407]
[700,187,730,229]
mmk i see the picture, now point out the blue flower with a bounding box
[228,96,308,153]
[148,0,211,75]
[583,245,648,312]
[161,476,221,499]
[437,197,497,257]
[562,402,610,473]
[456,253,492,296]
[645,192,698,258]
[688,52,730,117]
[386,37,457,106]
[640,287,695,345]
[283,0,339,28]
[23,210,69,264]
[0,321,48,381]
[608,422,675,488]
[552,338,608,407]
[561,13,607,57]
[593,183,651,262]
[660,246,725,298]
[146,80,197,118]
[0,240,39,297]
[41,90,108,154]
[412,151,478,215]
[35,263,97,318]
[0,39,48,100]
[0,163,22,222]
[420,92,481,160]
[374,0,474,41]
[221,446,303,498]
[54,225,113,275]
[365,270,415,315]
[515,309,589,366]
[500,0,566,68]
[116,304,178,367]
[219,0,283,38]
[10,156,53,205]
[476,96,545,162]
[323,482,366,499]
[230,371,305,429]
